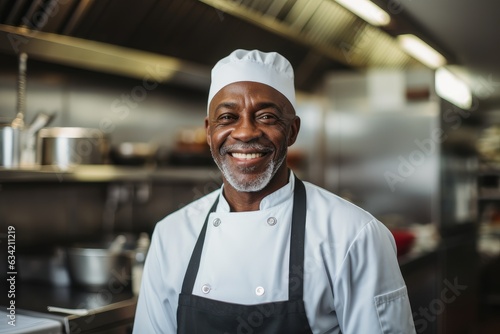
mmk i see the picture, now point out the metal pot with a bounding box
[0,123,21,168]
[38,127,109,168]
[66,234,136,291]
[66,241,133,291]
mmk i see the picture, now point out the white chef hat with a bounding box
[207,49,296,113]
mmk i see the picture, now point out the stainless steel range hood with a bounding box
[0,0,423,92]
[0,24,210,89]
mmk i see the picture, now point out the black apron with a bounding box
[177,176,313,334]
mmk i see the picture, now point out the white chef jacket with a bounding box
[133,172,416,333]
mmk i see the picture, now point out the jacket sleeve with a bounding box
[333,219,416,334]
[132,228,176,334]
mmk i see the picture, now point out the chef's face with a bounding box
[206,81,300,192]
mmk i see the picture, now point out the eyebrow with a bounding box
[214,101,283,115]
[214,102,237,114]
[255,102,281,113]
[256,102,293,118]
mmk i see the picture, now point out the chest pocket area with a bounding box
[374,286,415,334]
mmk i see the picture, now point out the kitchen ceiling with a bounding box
[374,0,500,105]
[0,0,498,105]
[0,0,420,93]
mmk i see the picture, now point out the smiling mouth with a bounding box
[231,152,265,159]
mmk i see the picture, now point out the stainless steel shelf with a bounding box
[478,163,500,175]
[0,165,221,183]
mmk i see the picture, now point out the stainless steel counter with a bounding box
[1,283,136,334]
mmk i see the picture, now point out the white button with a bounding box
[255,286,265,296]
[267,217,277,226]
[213,218,221,227]
[201,284,211,294]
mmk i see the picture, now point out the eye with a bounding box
[217,113,237,124]
[257,113,278,124]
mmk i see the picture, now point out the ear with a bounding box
[205,116,212,148]
[287,116,301,147]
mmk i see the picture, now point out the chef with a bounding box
[133,49,416,333]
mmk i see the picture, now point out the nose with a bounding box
[231,115,263,142]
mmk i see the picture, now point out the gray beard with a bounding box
[212,149,286,192]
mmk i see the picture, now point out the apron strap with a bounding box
[289,176,307,301]
[181,196,219,294]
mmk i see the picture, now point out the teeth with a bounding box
[232,152,264,159]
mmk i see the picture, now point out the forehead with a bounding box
[209,81,292,111]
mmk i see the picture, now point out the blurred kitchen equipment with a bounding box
[47,306,89,316]
[0,53,28,168]
[21,112,56,166]
[0,122,21,168]
[38,127,109,168]
[477,125,500,163]
[11,52,28,129]
[391,229,416,257]
[17,247,70,287]
[109,142,157,166]
[381,213,417,257]
[132,232,150,295]
[163,127,214,166]
[108,234,127,254]
[66,238,133,291]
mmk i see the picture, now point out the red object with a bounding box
[391,230,416,257]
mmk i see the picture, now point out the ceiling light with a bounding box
[335,0,391,26]
[435,67,472,109]
[397,34,446,69]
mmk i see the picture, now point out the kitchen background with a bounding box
[1,0,500,333]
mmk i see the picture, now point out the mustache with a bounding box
[219,142,273,155]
